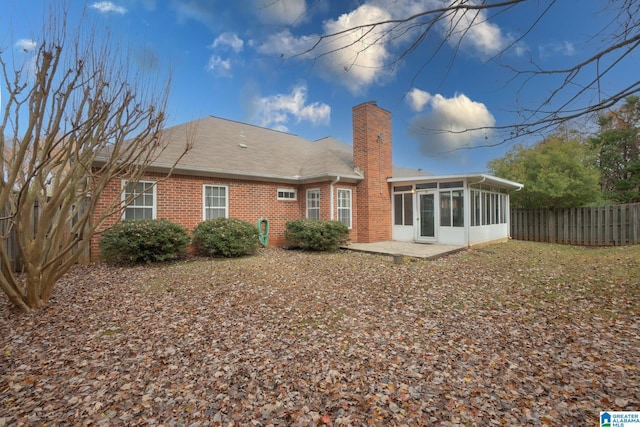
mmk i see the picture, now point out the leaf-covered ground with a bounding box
[1,241,639,426]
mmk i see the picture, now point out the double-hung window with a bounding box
[306,189,320,220]
[203,185,228,219]
[337,188,352,229]
[122,180,156,220]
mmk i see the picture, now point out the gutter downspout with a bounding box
[507,185,523,240]
[330,176,341,220]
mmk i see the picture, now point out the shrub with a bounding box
[99,219,190,264]
[285,219,350,251]
[192,218,259,257]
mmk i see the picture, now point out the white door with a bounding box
[417,192,437,242]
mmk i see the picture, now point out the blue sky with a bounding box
[1,1,637,175]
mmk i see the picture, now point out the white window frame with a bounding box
[203,184,228,220]
[471,190,481,227]
[471,188,509,226]
[277,188,297,201]
[393,191,413,226]
[439,188,464,228]
[306,188,320,220]
[122,180,156,221]
[337,188,352,229]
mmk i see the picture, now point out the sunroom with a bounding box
[388,174,523,247]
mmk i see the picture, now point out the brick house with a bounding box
[91,101,522,257]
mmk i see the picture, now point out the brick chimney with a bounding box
[352,101,392,243]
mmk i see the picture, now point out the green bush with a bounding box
[285,219,350,251]
[99,219,190,264]
[192,217,259,257]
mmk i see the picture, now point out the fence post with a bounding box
[619,205,626,245]
[632,204,639,244]
[576,208,583,245]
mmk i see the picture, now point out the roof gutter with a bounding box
[470,176,486,185]
[93,158,363,184]
[330,176,341,221]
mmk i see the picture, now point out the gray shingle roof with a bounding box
[148,116,361,182]
[101,115,432,183]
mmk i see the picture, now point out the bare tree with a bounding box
[0,9,189,312]
[290,0,639,143]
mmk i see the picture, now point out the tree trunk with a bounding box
[4,289,31,313]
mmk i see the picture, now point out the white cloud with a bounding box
[256,29,317,56]
[206,55,232,77]
[251,83,330,131]
[211,33,244,53]
[407,88,432,112]
[257,0,513,94]
[253,0,308,26]
[258,4,395,95]
[319,4,394,94]
[560,41,576,56]
[538,41,576,59]
[408,91,495,157]
[438,0,509,58]
[90,1,127,14]
[367,0,511,58]
[513,42,529,57]
[207,33,244,77]
[15,39,37,52]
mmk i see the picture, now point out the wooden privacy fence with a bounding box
[1,201,90,273]
[511,203,640,246]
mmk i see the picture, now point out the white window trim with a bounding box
[277,188,297,201]
[203,184,229,220]
[393,191,414,226]
[306,188,320,219]
[121,179,157,220]
[439,189,464,228]
[337,188,352,229]
[471,189,509,226]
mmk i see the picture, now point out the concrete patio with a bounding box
[343,241,466,260]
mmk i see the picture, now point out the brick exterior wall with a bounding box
[90,102,394,259]
[90,174,359,259]
[352,101,393,243]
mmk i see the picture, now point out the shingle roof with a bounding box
[99,115,431,183]
[145,116,361,182]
